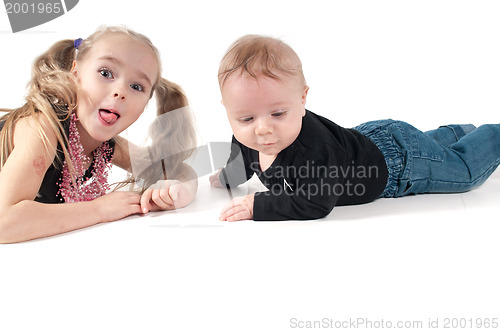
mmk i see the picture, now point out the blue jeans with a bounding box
[353,120,500,198]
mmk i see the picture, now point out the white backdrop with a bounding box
[1,1,500,331]
[2,0,500,143]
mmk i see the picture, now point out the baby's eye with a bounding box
[240,116,254,123]
[271,111,286,117]
[130,83,144,92]
[99,68,114,79]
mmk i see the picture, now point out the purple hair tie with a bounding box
[74,38,83,49]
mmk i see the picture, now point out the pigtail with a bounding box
[152,77,197,177]
[29,39,78,108]
[154,77,189,115]
[1,39,77,172]
[124,78,198,193]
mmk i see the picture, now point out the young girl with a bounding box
[0,26,197,243]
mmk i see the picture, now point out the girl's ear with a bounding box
[71,60,78,75]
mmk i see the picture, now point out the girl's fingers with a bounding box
[169,185,180,201]
[126,192,141,204]
[125,193,142,214]
[140,189,153,213]
[152,196,174,210]
[128,203,143,215]
[140,181,180,213]
[150,184,175,210]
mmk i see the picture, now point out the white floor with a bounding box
[1,1,499,330]
[1,169,499,332]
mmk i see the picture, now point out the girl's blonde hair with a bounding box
[0,26,196,192]
[218,34,306,88]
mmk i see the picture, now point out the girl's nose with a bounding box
[113,92,125,100]
[113,85,127,100]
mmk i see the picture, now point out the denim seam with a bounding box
[354,121,405,198]
[438,125,463,141]
[394,121,412,183]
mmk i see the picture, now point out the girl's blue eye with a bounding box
[130,83,144,92]
[99,68,113,79]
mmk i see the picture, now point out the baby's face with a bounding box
[221,73,308,157]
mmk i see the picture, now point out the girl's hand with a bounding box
[140,179,196,213]
[94,191,142,222]
[219,194,254,222]
[209,168,224,188]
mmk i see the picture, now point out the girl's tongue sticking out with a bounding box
[99,109,119,125]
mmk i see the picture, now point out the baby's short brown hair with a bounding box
[218,35,306,88]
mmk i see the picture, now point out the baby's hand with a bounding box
[140,179,196,213]
[219,194,254,222]
[209,168,224,188]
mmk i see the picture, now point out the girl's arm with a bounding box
[0,115,142,244]
[0,193,141,243]
[112,136,198,212]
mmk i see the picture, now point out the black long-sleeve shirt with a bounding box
[219,110,388,220]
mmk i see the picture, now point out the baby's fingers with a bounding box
[226,210,251,222]
[219,204,243,221]
[209,169,224,188]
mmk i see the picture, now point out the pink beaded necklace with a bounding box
[58,113,113,202]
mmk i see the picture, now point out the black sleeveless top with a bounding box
[0,114,115,203]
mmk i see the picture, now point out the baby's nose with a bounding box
[255,120,272,135]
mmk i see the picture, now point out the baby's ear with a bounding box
[299,86,309,116]
[302,85,309,105]
[301,86,309,116]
